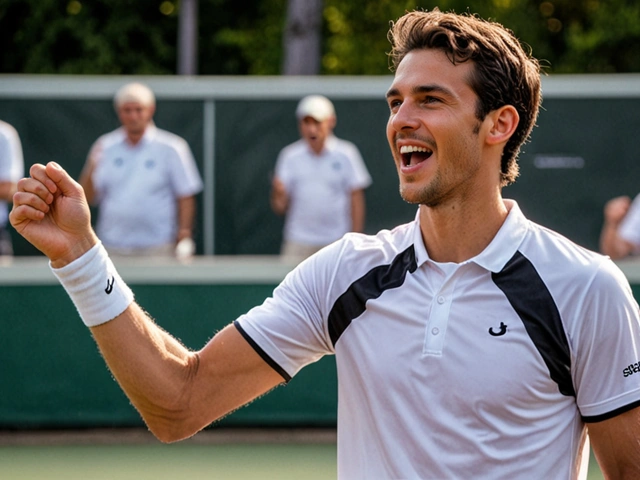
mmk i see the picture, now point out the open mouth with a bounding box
[400,145,433,167]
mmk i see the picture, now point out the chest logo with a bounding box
[489,322,507,337]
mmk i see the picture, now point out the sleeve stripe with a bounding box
[233,320,292,383]
[582,399,640,423]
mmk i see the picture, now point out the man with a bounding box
[270,94,371,261]
[0,120,24,256]
[10,9,640,479]
[79,82,203,258]
[600,194,640,259]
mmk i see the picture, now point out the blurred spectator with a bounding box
[600,194,640,259]
[270,95,372,261]
[79,82,203,259]
[0,120,24,256]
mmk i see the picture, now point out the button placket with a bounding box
[423,268,461,356]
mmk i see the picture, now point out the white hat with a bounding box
[296,95,335,122]
[113,82,156,110]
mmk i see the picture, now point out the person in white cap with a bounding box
[79,82,203,259]
[0,120,24,256]
[270,94,372,261]
[599,194,640,259]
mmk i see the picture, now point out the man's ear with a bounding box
[486,105,519,146]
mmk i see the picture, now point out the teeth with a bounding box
[400,145,429,154]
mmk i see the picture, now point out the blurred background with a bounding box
[0,1,636,478]
[2,0,640,257]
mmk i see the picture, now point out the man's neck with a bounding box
[419,193,509,263]
[126,132,144,146]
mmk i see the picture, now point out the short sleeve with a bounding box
[168,137,203,198]
[341,141,372,191]
[234,242,343,379]
[572,259,640,421]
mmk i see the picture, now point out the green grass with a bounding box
[0,442,605,479]
[0,443,337,480]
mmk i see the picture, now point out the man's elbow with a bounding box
[144,409,211,444]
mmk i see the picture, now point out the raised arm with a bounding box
[600,196,635,259]
[10,162,285,441]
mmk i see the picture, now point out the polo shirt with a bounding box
[274,135,372,246]
[236,200,640,479]
[0,121,24,227]
[89,125,202,249]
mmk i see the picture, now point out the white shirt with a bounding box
[619,193,640,250]
[89,125,203,249]
[236,200,640,479]
[275,135,372,246]
[0,121,24,227]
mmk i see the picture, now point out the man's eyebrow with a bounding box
[386,84,454,99]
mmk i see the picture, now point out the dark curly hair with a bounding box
[388,9,542,186]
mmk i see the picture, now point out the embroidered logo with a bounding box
[488,322,507,337]
[105,276,115,295]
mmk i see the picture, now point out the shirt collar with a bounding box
[411,199,529,272]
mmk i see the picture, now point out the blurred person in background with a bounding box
[600,194,640,259]
[79,82,202,260]
[0,120,24,256]
[270,95,372,261]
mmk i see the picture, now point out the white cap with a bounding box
[296,95,335,122]
[113,82,156,110]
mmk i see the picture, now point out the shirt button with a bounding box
[432,327,439,335]
[437,296,445,304]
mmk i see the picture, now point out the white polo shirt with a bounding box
[0,121,24,227]
[89,125,202,249]
[236,200,640,479]
[275,135,372,246]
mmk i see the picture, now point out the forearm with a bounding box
[270,191,288,215]
[91,302,202,440]
[600,222,632,259]
[78,163,96,205]
[351,189,366,233]
[0,181,16,202]
[177,196,196,241]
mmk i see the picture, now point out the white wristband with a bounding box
[50,242,134,327]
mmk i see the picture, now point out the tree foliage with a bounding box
[1,0,639,75]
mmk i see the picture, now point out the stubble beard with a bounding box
[399,173,445,208]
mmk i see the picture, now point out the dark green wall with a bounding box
[0,282,337,429]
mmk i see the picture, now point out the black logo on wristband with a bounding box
[105,276,115,294]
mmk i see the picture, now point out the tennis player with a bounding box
[10,8,640,479]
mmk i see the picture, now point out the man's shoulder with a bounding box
[0,120,18,138]
[91,128,125,155]
[521,220,614,281]
[314,221,416,270]
[153,127,187,144]
[279,139,307,156]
